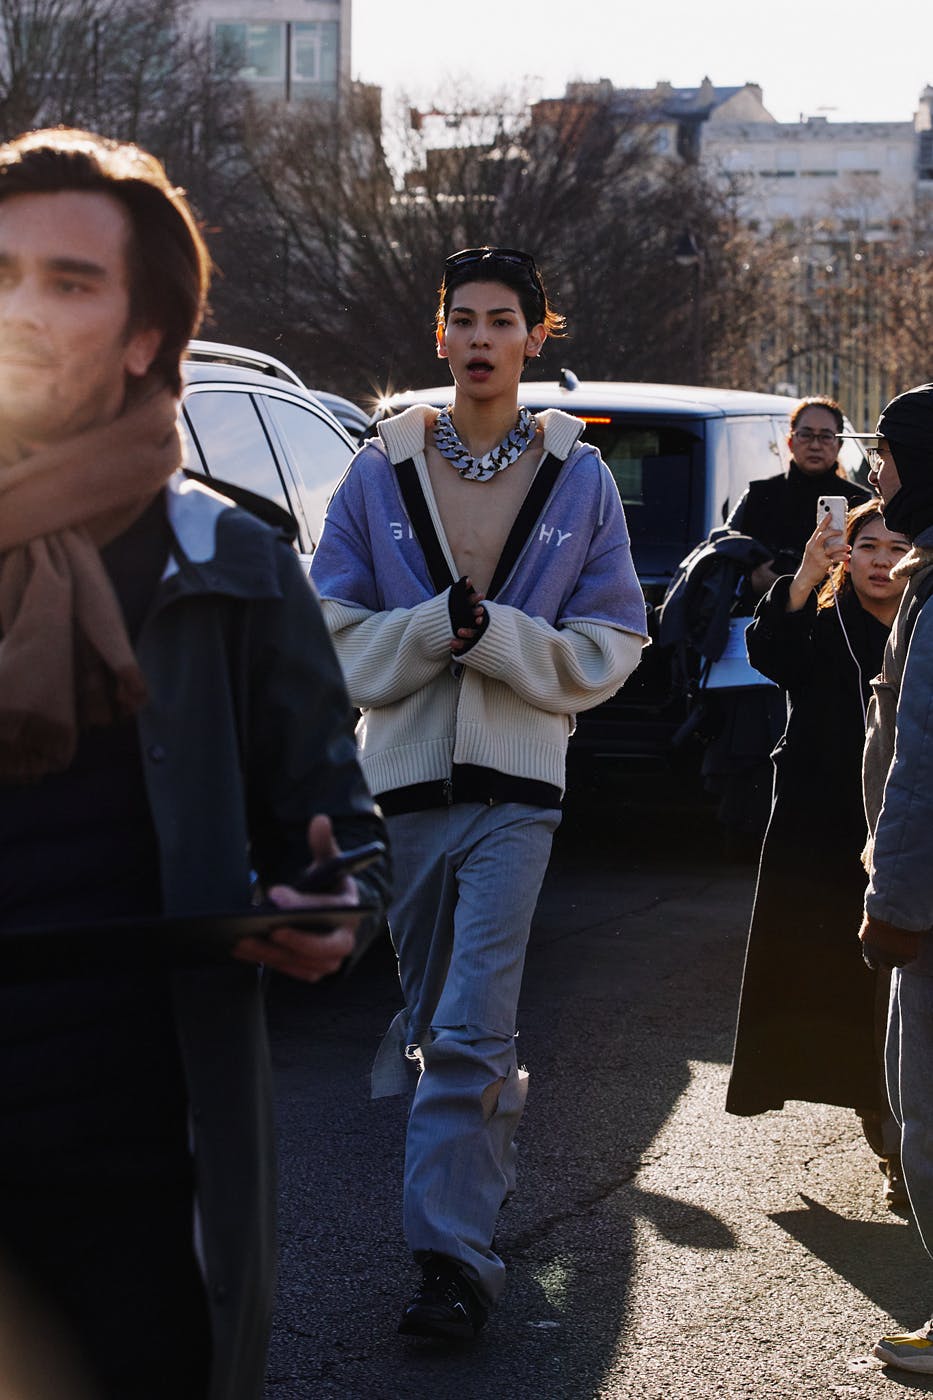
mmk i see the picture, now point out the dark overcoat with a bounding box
[726,575,888,1116]
[136,476,387,1399]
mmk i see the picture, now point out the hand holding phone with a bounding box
[790,502,852,609]
[817,495,848,535]
[291,840,386,894]
[235,820,383,982]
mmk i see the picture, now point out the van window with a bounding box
[260,395,352,541]
[183,389,290,515]
[582,421,703,546]
[722,416,788,518]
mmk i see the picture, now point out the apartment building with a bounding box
[701,114,917,236]
[191,0,352,102]
[532,77,932,236]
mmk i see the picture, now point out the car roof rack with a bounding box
[185,339,306,388]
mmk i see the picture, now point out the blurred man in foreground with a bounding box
[0,127,386,1399]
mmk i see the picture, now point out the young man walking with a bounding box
[310,246,647,1338]
[0,128,387,1399]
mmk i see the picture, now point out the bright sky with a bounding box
[351,0,933,126]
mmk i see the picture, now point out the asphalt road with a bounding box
[263,785,933,1400]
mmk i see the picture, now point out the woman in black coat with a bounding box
[706,397,870,849]
[726,500,910,1195]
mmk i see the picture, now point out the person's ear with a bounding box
[436,323,448,360]
[124,325,162,378]
[525,323,546,359]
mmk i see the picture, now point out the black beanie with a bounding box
[876,383,933,539]
[878,383,933,465]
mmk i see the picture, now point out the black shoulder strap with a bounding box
[183,469,299,542]
[393,457,455,593]
[394,446,566,601]
[486,451,565,599]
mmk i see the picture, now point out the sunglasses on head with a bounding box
[444,246,539,275]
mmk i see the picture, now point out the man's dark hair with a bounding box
[0,127,211,395]
[436,247,566,340]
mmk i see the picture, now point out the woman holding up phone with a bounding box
[726,499,911,1204]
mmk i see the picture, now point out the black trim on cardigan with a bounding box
[392,451,564,600]
[377,764,561,814]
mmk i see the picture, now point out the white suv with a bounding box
[181,341,356,563]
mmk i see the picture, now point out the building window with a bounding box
[918,130,933,180]
[214,19,339,100]
[214,21,285,82]
[292,21,338,87]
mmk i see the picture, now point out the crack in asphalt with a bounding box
[533,879,726,946]
[505,1166,643,1254]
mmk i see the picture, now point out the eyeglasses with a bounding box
[445,246,539,275]
[793,428,839,446]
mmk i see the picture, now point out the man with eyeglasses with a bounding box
[698,397,872,851]
[727,396,870,599]
[310,246,647,1339]
[841,385,933,1375]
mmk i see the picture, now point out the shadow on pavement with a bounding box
[770,1193,933,1333]
[877,1374,933,1393]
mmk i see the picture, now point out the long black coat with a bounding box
[726,576,888,1115]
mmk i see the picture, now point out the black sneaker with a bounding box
[398,1255,489,1340]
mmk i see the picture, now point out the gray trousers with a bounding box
[379,802,560,1304]
[886,937,933,1255]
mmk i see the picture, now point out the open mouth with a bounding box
[467,359,493,373]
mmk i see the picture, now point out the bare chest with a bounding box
[424,441,545,594]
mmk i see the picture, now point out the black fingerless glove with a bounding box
[448,576,476,633]
[448,576,489,650]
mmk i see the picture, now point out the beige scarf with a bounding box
[0,383,183,782]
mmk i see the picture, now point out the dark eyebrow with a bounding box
[0,252,107,278]
[449,303,519,316]
[48,256,107,279]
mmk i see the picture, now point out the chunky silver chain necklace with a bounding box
[434,406,537,482]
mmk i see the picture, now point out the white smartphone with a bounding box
[817,495,848,535]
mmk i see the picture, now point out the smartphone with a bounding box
[817,495,848,535]
[291,840,386,894]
